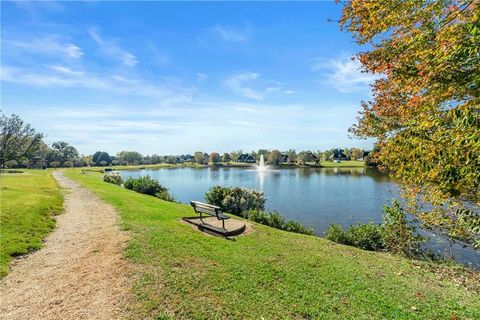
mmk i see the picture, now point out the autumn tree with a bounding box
[340,0,480,249]
[209,152,221,164]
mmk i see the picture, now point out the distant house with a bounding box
[330,150,350,162]
[177,154,194,163]
[237,153,255,163]
[307,153,318,165]
[29,156,47,169]
[280,154,289,163]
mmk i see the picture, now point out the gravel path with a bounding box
[0,171,131,320]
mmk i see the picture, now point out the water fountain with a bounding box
[257,154,268,172]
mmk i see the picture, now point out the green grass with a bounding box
[0,170,63,277]
[65,169,480,319]
[320,160,366,167]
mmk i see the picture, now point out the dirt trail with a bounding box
[0,171,131,320]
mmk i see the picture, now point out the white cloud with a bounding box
[224,72,294,100]
[89,28,138,67]
[0,65,192,100]
[6,36,83,59]
[225,72,264,100]
[196,72,208,82]
[311,56,378,93]
[212,24,250,43]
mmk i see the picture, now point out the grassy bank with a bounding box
[320,160,366,167]
[0,170,63,277]
[66,169,479,319]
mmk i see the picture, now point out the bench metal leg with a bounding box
[222,219,225,229]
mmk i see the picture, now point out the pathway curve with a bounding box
[0,171,131,320]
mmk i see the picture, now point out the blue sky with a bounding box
[1,1,376,155]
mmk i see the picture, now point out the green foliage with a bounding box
[116,151,143,165]
[103,173,123,186]
[383,200,423,257]
[340,0,480,249]
[92,151,112,166]
[4,160,18,168]
[0,113,44,167]
[124,175,174,201]
[324,224,348,244]
[267,149,281,165]
[245,210,314,235]
[49,161,61,168]
[205,185,265,216]
[327,200,425,255]
[326,223,385,251]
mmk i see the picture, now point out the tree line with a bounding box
[0,113,373,168]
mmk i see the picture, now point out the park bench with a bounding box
[190,201,230,229]
[183,201,245,238]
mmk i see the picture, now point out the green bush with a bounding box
[245,210,314,235]
[325,224,348,244]
[124,175,174,201]
[326,223,385,251]
[326,200,423,254]
[347,223,385,251]
[103,173,123,186]
[383,200,423,256]
[205,186,265,216]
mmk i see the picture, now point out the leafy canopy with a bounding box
[340,0,479,247]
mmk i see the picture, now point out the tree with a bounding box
[222,153,231,163]
[343,148,351,159]
[92,151,112,166]
[209,152,221,164]
[194,151,206,164]
[350,148,363,161]
[0,113,44,167]
[267,149,282,165]
[340,1,480,249]
[323,150,333,161]
[229,150,242,162]
[297,151,314,165]
[51,141,79,165]
[116,151,143,165]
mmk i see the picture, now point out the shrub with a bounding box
[4,160,18,168]
[383,200,423,256]
[205,186,265,216]
[64,160,73,167]
[245,209,314,235]
[325,224,348,244]
[347,223,385,251]
[49,161,61,168]
[103,173,123,186]
[284,220,314,235]
[124,175,174,201]
[326,223,385,251]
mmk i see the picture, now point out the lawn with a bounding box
[320,160,366,167]
[0,170,63,277]
[66,169,480,319]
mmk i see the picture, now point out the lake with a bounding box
[120,166,399,234]
[120,166,479,268]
